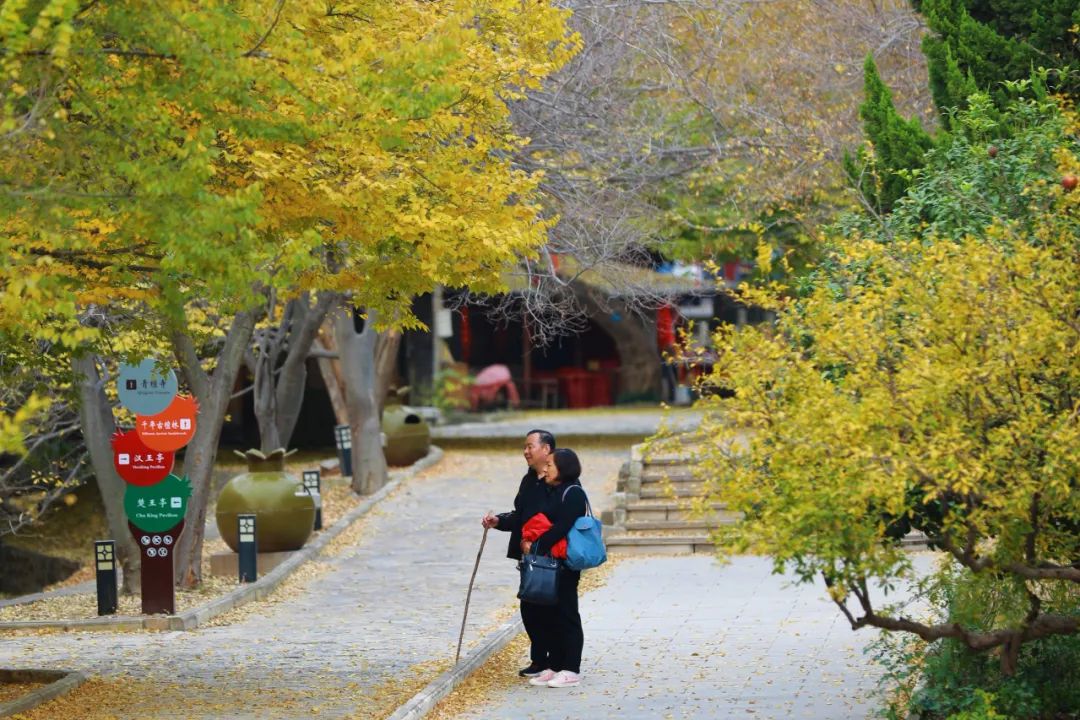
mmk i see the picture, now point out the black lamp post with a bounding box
[95,540,118,616]
[238,514,257,582]
[303,470,322,530]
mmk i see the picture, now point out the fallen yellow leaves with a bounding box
[0,681,44,704]
[0,472,365,628]
[6,675,389,720]
[427,635,530,720]
[8,678,131,720]
[361,659,452,720]
[319,481,362,529]
[0,575,238,624]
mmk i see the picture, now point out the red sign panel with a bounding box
[112,430,175,487]
[137,394,199,452]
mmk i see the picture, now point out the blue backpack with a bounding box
[562,485,607,571]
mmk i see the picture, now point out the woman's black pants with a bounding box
[521,600,548,666]
[524,568,582,673]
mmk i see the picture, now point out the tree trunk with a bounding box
[74,354,141,594]
[1001,632,1022,676]
[273,293,338,449]
[251,333,280,451]
[374,330,401,414]
[250,292,339,453]
[172,310,257,588]
[333,307,387,495]
[314,329,349,426]
[570,283,662,399]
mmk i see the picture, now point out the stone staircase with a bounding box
[600,439,931,554]
[605,440,738,555]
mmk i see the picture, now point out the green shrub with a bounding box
[432,367,472,413]
[874,565,1080,719]
[945,691,1007,720]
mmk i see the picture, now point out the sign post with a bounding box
[129,520,185,615]
[115,359,198,616]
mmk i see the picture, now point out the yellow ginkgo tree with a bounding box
[678,94,1080,677]
[1,0,576,585]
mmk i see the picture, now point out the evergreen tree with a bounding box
[845,56,934,213]
[915,0,1077,113]
[852,0,1079,213]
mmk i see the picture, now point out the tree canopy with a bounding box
[499,0,931,301]
[1,0,576,339]
[0,0,576,581]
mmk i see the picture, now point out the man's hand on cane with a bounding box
[481,513,499,529]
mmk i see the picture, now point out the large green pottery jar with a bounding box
[216,449,315,553]
[383,403,430,467]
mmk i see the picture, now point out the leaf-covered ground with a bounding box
[0,466,359,623]
[1,445,632,719]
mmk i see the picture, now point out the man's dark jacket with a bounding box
[494,468,549,560]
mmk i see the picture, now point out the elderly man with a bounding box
[482,429,556,677]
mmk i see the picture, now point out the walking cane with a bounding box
[456,521,491,664]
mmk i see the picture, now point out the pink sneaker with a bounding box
[528,669,557,686]
[546,670,581,688]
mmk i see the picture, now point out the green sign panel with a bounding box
[124,474,192,533]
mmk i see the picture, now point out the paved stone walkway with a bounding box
[0,408,936,720]
[0,448,627,719]
[446,554,934,720]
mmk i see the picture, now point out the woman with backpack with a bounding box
[520,448,588,688]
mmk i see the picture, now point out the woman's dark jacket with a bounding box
[532,479,586,557]
[495,468,549,560]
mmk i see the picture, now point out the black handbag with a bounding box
[517,551,560,606]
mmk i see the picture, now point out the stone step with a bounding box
[617,471,701,494]
[640,445,706,464]
[623,518,736,532]
[625,500,733,523]
[622,474,704,492]
[640,468,699,482]
[641,454,703,466]
[639,483,706,499]
[605,534,715,556]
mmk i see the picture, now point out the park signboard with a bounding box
[116,358,197,615]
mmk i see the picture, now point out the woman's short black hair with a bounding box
[527,429,556,452]
[552,448,581,483]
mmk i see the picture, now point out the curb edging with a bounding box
[385,618,524,720]
[0,447,444,634]
[0,668,86,718]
